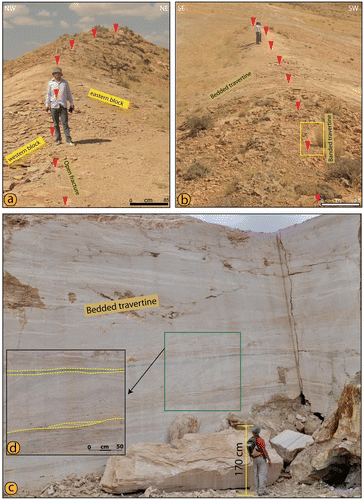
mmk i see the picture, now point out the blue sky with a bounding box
[3,2,169,60]
[186,215,320,232]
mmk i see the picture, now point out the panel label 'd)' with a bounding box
[84,294,159,316]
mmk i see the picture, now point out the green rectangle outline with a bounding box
[164,331,242,412]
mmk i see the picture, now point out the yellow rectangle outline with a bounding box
[63,159,81,196]
[210,71,253,100]
[324,113,335,164]
[84,294,159,317]
[6,136,46,164]
[88,88,130,109]
[299,122,324,157]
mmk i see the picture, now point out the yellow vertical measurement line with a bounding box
[236,424,254,497]
[245,425,248,493]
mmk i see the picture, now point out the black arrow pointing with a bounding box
[128,348,165,394]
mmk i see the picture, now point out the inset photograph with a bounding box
[176,2,362,207]
[3,2,170,207]
[6,349,126,455]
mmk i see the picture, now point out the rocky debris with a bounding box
[270,429,314,463]
[291,373,361,486]
[231,394,323,438]
[169,414,200,442]
[24,473,362,498]
[100,429,283,494]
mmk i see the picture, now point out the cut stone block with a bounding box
[101,429,283,494]
[270,429,314,463]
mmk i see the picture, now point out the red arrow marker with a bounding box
[53,159,58,168]
[296,101,301,110]
[113,23,118,32]
[54,89,59,98]
[92,28,97,37]
[305,141,310,151]
[50,127,55,136]
[315,194,320,203]
[269,41,274,50]
[286,74,291,83]
[55,55,60,65]
[63,196,68,206]
[277,56,282,65]
[251,17,256,26]
[264,26,268,35]
[70,40,74,49]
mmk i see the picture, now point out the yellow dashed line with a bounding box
[8,368,124,376]
[8,367,123,373]
[8,417,124,434]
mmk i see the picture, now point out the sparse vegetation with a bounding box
[91,25,109,35]
[324,99,343,117]
[325,157,361,187]
[186,115,212,136]
[334,137,344,159]
[315,127,324,147]
[183,162,210,181]
[225,178,240,196]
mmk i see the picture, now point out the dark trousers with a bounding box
[256,32,261,44]
[51,106,72,142]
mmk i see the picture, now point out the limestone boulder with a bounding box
[291,373,361,485]
[313,371,360,443]
[270,429,314,463]
[290,438,360,485]
[169,414,200,442]
[100,429,283,494]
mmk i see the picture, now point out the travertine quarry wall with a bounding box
[3,214,360,489]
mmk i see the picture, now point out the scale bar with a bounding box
[130,202,169,206]
[321,203,360,207]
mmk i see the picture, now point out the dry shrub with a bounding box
[324,99,343,117]
[183,162,209,181]
[334,137,344,159]
[325,157,361,187]
[315,127,324,147]
[225,178,240,196]
[186,115,212,136]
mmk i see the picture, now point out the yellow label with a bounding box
[5,136,46,164]
[210,71,252,100]
[88,88,130,109]
[325,113,335,163]
[84,294,159,317]
[63,159,81,196]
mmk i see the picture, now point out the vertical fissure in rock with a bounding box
[276,233,303,394]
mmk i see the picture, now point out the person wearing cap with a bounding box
[45,67,75,146]
[250,425,272,496]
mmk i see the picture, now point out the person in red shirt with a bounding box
[251,425,272,496]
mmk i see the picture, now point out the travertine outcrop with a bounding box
[100,429,282,494]
[3,214,360,490]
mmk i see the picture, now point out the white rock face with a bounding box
[100,429,282,494]
[270,429,314,463]
[3,214,360,490]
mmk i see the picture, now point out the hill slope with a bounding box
[176,2,362,207]
[3,26,169,207]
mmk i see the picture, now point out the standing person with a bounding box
[247,425,272,496]
[45,67,75,146]
[255,22,262,44]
